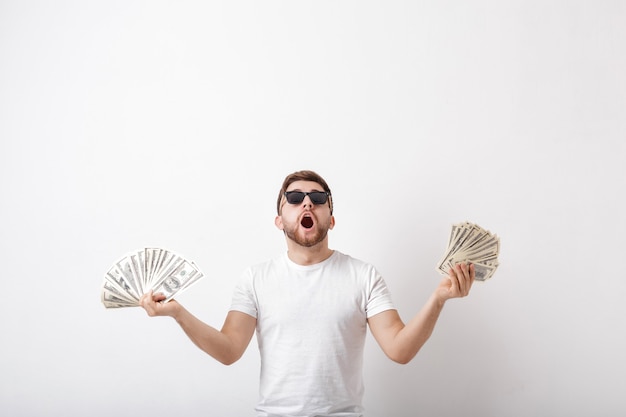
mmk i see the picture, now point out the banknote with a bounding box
[437,221,500,281]
[101,248,204,308]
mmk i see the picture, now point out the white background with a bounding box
[1,1,625,416]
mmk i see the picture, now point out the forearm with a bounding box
[172,306,243,365]
[391,293,446,364]
[393,264,475,363]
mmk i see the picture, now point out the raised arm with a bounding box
[140,291,256,365]
[367,263,474,364]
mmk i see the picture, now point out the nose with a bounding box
[302,195,313,208]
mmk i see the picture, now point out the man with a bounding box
[140,170,475,417]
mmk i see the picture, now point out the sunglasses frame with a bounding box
[284,191,330,206]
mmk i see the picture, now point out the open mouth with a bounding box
[301,215,314,229]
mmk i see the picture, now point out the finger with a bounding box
[455,264,467,295]
[458,263,474,296]
[152,292,166,302]
[140,290,158,316]
[461,262,472,293]
[139,290,152,307]
[448,266,460,294]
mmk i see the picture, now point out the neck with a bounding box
[285,239,334,266]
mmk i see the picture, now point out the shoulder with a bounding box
[238,254,289,289]
[327,251,382,285]
[245,253,288,274]
[331,250,376,271]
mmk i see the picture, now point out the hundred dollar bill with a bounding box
[101,290,138,308]
[437,221,500,281]
[101,248,204,309]
[153,260,204,302]
[104,263,140,301]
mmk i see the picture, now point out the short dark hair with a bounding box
[276,170,333,215]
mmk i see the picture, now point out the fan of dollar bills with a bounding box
[101,248,204,309]
[437,221,500,281]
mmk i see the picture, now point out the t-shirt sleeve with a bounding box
[229,268,258,318]
[365,266,396,318]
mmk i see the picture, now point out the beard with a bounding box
[283,217,331,248]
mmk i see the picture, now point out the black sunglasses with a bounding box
[284,191,330,205]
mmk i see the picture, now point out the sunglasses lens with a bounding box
[309,192,328,205]
[285,192,305,204]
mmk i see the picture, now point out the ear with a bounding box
[329,215,335,230]
[274,215,284,230]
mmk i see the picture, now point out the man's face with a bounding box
[275,180,335,248]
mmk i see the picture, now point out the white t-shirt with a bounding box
[230,250,396,417]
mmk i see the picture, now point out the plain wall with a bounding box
[1,1,625,416]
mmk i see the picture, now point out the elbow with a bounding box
[214,348,244,366]
[387,347,420,365]
[216,353,240,366]
[390,354,415,365]
[393,356,412,365]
